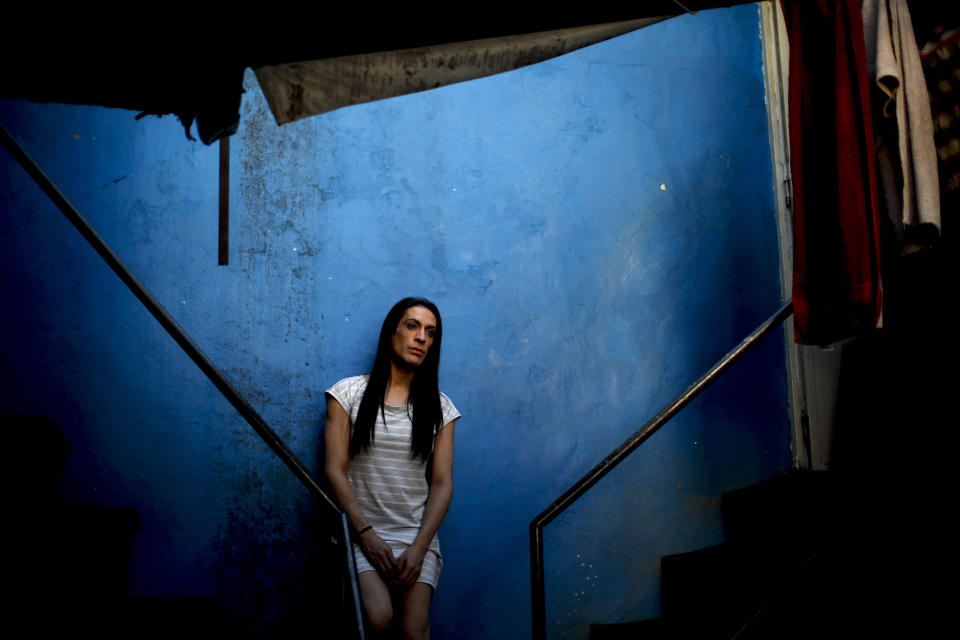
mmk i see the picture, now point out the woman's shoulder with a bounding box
[325,375,369,408]
[438,390,461,426]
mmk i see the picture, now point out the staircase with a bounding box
[7,413,143,632]
[590,471,841,639]
[5,411,356,636]
[2,413,232,635]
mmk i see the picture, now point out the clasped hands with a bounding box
[359,528,424,590]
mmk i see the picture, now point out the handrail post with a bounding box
[531,521,545,640]
[340,512,366,640]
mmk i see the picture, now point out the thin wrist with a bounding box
[409,538,429,554]
[356,524,373,537]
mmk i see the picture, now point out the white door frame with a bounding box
[760,1,841,471]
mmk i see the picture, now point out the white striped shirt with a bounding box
[326,375,460,554]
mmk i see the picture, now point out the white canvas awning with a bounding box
[255,17,667,125]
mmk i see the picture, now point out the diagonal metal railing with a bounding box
[529,300,793,640]
[1,123,365,639]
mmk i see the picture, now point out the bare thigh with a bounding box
[401,582,434,640]
[358,571,394,632]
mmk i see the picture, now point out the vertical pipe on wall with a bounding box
[218,136,230,265]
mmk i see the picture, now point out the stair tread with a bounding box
[591,617,672,640]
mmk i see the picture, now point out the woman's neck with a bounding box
[385,360,415,405]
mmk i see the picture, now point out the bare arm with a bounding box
[396,418,457,587]
[324,394,398,581]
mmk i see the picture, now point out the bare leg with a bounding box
[400,582,434,640]
[358,570,394,635]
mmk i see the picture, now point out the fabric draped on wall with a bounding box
[862,0,940,236]
[783,0,883,345]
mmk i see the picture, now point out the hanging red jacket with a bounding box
[783,0,883,345]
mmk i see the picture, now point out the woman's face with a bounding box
[391,305,437,368]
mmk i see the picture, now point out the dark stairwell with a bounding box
[589,236,957,639]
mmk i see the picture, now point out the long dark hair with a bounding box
[350,297,444,462]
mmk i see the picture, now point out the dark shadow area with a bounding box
[4,411,355,637]
[591,232,957,639]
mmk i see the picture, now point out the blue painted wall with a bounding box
[1,5,790,638]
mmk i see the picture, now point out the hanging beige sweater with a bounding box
[862,0,940,232]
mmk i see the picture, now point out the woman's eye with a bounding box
[426,329,435,337]
[407,323,416,330]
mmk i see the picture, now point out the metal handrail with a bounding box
[529,300,793,640]
[1,123,364,639]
